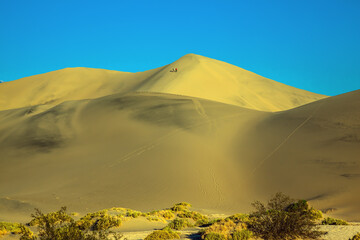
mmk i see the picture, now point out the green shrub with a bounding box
[203,232,226,240]
[321,217,348,225]
[231,229,253,240]
[166,218,191,230]
[144,229,180,240]
[350,232,360,240]
[249,192,324,240]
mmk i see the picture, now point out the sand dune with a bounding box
[0,54,326,112]
[0,90,359,222]
[0,55,358,224]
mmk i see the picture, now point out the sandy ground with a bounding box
[0,54,359,224]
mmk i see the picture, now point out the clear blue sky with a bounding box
[1,0,359,96]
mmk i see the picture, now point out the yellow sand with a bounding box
[0,54,326,112]
[0,54,359,224]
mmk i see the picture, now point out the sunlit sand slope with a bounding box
[241,90,360,220]
[0,54,326,112]
[0,90,359,222]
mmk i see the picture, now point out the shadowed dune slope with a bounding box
[0,54,326,112]
[0,90,359,222]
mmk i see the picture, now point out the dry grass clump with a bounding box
[144,229,180,240]
[225,214,250,223]
[321,217,348,225]
[177,211,208,222]
[0,221,30,237]
[201,218,249,240]
[148,209,175,220]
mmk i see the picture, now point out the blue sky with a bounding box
[0,0,359,96]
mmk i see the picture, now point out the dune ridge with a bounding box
[0,54,326,112]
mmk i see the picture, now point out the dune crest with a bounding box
[0,54,326,112]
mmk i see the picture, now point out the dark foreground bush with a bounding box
[321,217,348,225]
[249,192,324,240]
[350,232,360,240]
[20,207,124,240]
[144,229,180,240]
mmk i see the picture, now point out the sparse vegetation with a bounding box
[166,218,192,230]
[76,209,121,230]
[144,229,180,240]
[20,207,124,240]
[170,202,191,212]
[350,232,360,240]
[201,219,248,240]
[203,232,226,240]
[321,217,348,225]
[2,197,344,240]
[0,221,24,235]
[225,214,250,223]
[231,229,253,240]
[248,192,324,240]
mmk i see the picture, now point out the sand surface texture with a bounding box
[0,54,359,224]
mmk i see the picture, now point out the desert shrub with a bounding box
[92,215,121,230]
[225,214,250,223]
[231,229,253,240]
[201,219,247,240]
[28,207,73,226]
[321,217,348,225]
[177,211,207,221]
[0,229,7,236]
[286,200,323,220]
[125,209,142,218]
[161,210,175,219]
[20,207,124,240]
[19,225,36,240]
[149,210,175,220]
[146,216,161,222]
[196,218,210,227]
[166,218,192,230]
[249,192,324,240]
[350,232,360,240]
[77,210,121,230]
[144,229,180,240]
[0,221,24,234]
[203,232,226,240]
[170,202,191,212]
